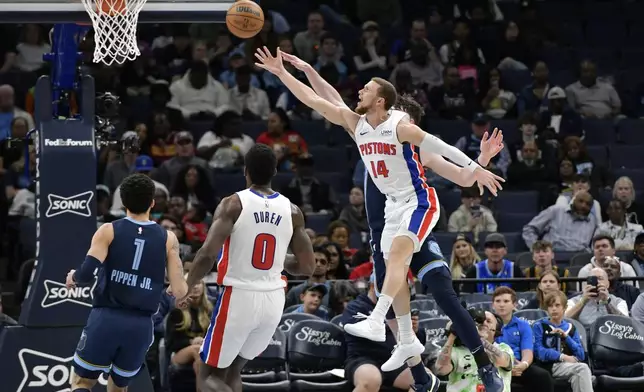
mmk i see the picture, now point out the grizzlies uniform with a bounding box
[200,188,291,368]
[355,110,440,259]
[447,343,514,392]
[73,217,167,385]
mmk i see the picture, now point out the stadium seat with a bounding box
[613,168,644,189]
[242,121,266,140]
[494,231,527,253]
[514,309,547,325]
[410,299,438,312]
[586,145,608,167]
[515,252,533,269]
[294,120,329,146]
[565,318,589,353]
[498,213,534,232]
[279,312,319,333]
[489,119,519,143]
[554,251,580,265]
[515,291,537,310]
[242,328,289,386]
[213,172,246,197]
[583,119,616,145]
[492,191,539,214]
[287,320,349,391]
[590,315,644,390]
[309,146,348,172]
[436,190,462,215]
[570,252,592,267]
[433,232,459,255]
[461,293,492,305]
[316,172,350,193]
[428,120,471,145]
[617,119,644,145]
[305,214,332,234]
[329,315,343,327]
[610,145,644,169]
[468,302,493,311]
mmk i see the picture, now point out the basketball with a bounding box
[226,0,265,39]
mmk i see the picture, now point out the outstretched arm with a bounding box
[185,195,241,291]
[255,47,359,130]
[282,53,348,108]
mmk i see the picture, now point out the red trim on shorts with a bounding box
[205,286,233,367]
[216,238,231,285]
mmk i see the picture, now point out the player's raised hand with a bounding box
[473,167,505,196]
[66,269,76,288]
[254,46,285,76]
[281,52,311,72]
[479,128,504,161]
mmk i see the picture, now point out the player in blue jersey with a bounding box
[278,52,506,392]
[65,173,188,392]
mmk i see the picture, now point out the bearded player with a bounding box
[255,47,505,390]
[275,51,506,392]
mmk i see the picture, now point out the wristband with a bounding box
[463,160,478,173]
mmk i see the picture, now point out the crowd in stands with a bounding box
[3,0,644,391]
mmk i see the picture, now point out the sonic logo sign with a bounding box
[41,279,97,308]
[599,320,644,341]
[17,349,108,392]
[295,327,342,346]
[45,191,93,218]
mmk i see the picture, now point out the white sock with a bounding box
[369,294,392,325]
[397,312,415,344]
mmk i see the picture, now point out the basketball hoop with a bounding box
[80,0,147,65]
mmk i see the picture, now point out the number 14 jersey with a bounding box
[355,110,430,201]
[216,189,293,291]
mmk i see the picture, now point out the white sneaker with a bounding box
[381,337,425,372]
[343,318,386,342]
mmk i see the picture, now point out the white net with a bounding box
[80,0,147,65]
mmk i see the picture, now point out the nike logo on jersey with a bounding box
[359,130,369,135]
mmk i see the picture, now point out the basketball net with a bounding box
[80,0,147,65]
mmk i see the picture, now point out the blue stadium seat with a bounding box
[613,169,644,189]
[493,191,539,214]
[273,172,294,190]
[609,145,644,169]
[583,119,616,145]
[489,119,519,144]
[308,146,348,172]
[437,190,462,216]
[585,145,608,167]
[185,120,213,142]
[499,69,531,94]
[427,120,471,145]
[213,172,246,197]
[305,214,331,234]
[316,172,350,193]
[242,121,265,140]
[620,49,644,71]
[433,232,459,255]
[497,213,534,232]
[617,119,644,145]
[585,23,626,48]
[553,25,584,48]
[293,120,328,146]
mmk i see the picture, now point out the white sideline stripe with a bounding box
[0,2,231,12]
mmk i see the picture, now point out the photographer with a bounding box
[434,309,513,391]
[533,291,592,392]
[565,267,628,329]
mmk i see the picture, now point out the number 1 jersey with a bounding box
[216,189,293,291]
[354,110,429,201]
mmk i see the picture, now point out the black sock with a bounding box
[409,361,430,384]
[472,345,492,368]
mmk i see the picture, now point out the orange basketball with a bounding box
[226,0,265,39]
[97,0,127,15]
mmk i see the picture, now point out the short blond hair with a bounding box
[543,290,567,310]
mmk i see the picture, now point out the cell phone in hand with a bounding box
[587,276,599,293]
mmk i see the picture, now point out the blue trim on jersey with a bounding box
[417,260,449,282]
[402,144,430,234]
[249,188,280,199]
[124,217,156,225]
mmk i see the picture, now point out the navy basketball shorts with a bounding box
[73,308,154,387]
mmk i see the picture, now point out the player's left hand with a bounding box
[479,128,504,161]
[66,270,76,288]
[254,46,286,76]
[473,167,505,196]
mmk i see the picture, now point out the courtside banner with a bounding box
[20,77,98,327]
[0,326,153,392]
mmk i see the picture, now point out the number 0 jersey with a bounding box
[354,110,430,201]
[216,189,293,291]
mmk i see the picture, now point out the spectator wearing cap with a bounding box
[629,233,644,276]
[428,65,477,120]
[565,60,622,119]
[517,61,550,115]
[555,175,602,226]
[293,11,328,63]
[463,233,527,294]
[219,52,261,90]
[523,240,570,292]
[102,131,141,193]
[352,21,388,77]
[340,274,427,392]
[523,191,598,252]
[285,246,332,309]
[454,113,511,177]
[151,131,211,191]
[167,60,230,120]
[578,234,638,286]
[229,65,271,121]
[595,199,643,251]
[280,153,337,215]
[539,86,583,141]
[197,111,254,170]
[111,155,170,216]
[290,283,330,320]
[447,185,497,234]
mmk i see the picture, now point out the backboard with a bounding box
[0,0,233,23]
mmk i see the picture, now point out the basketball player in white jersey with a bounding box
[255,47,504,371]
[181,144,316,392]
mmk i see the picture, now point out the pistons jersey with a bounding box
[216,189,293,291]
[354,110,430,200]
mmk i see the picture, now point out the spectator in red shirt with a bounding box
[256,108,307,170]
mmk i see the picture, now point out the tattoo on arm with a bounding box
[434,345,453,375]
[482,340,511,368]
